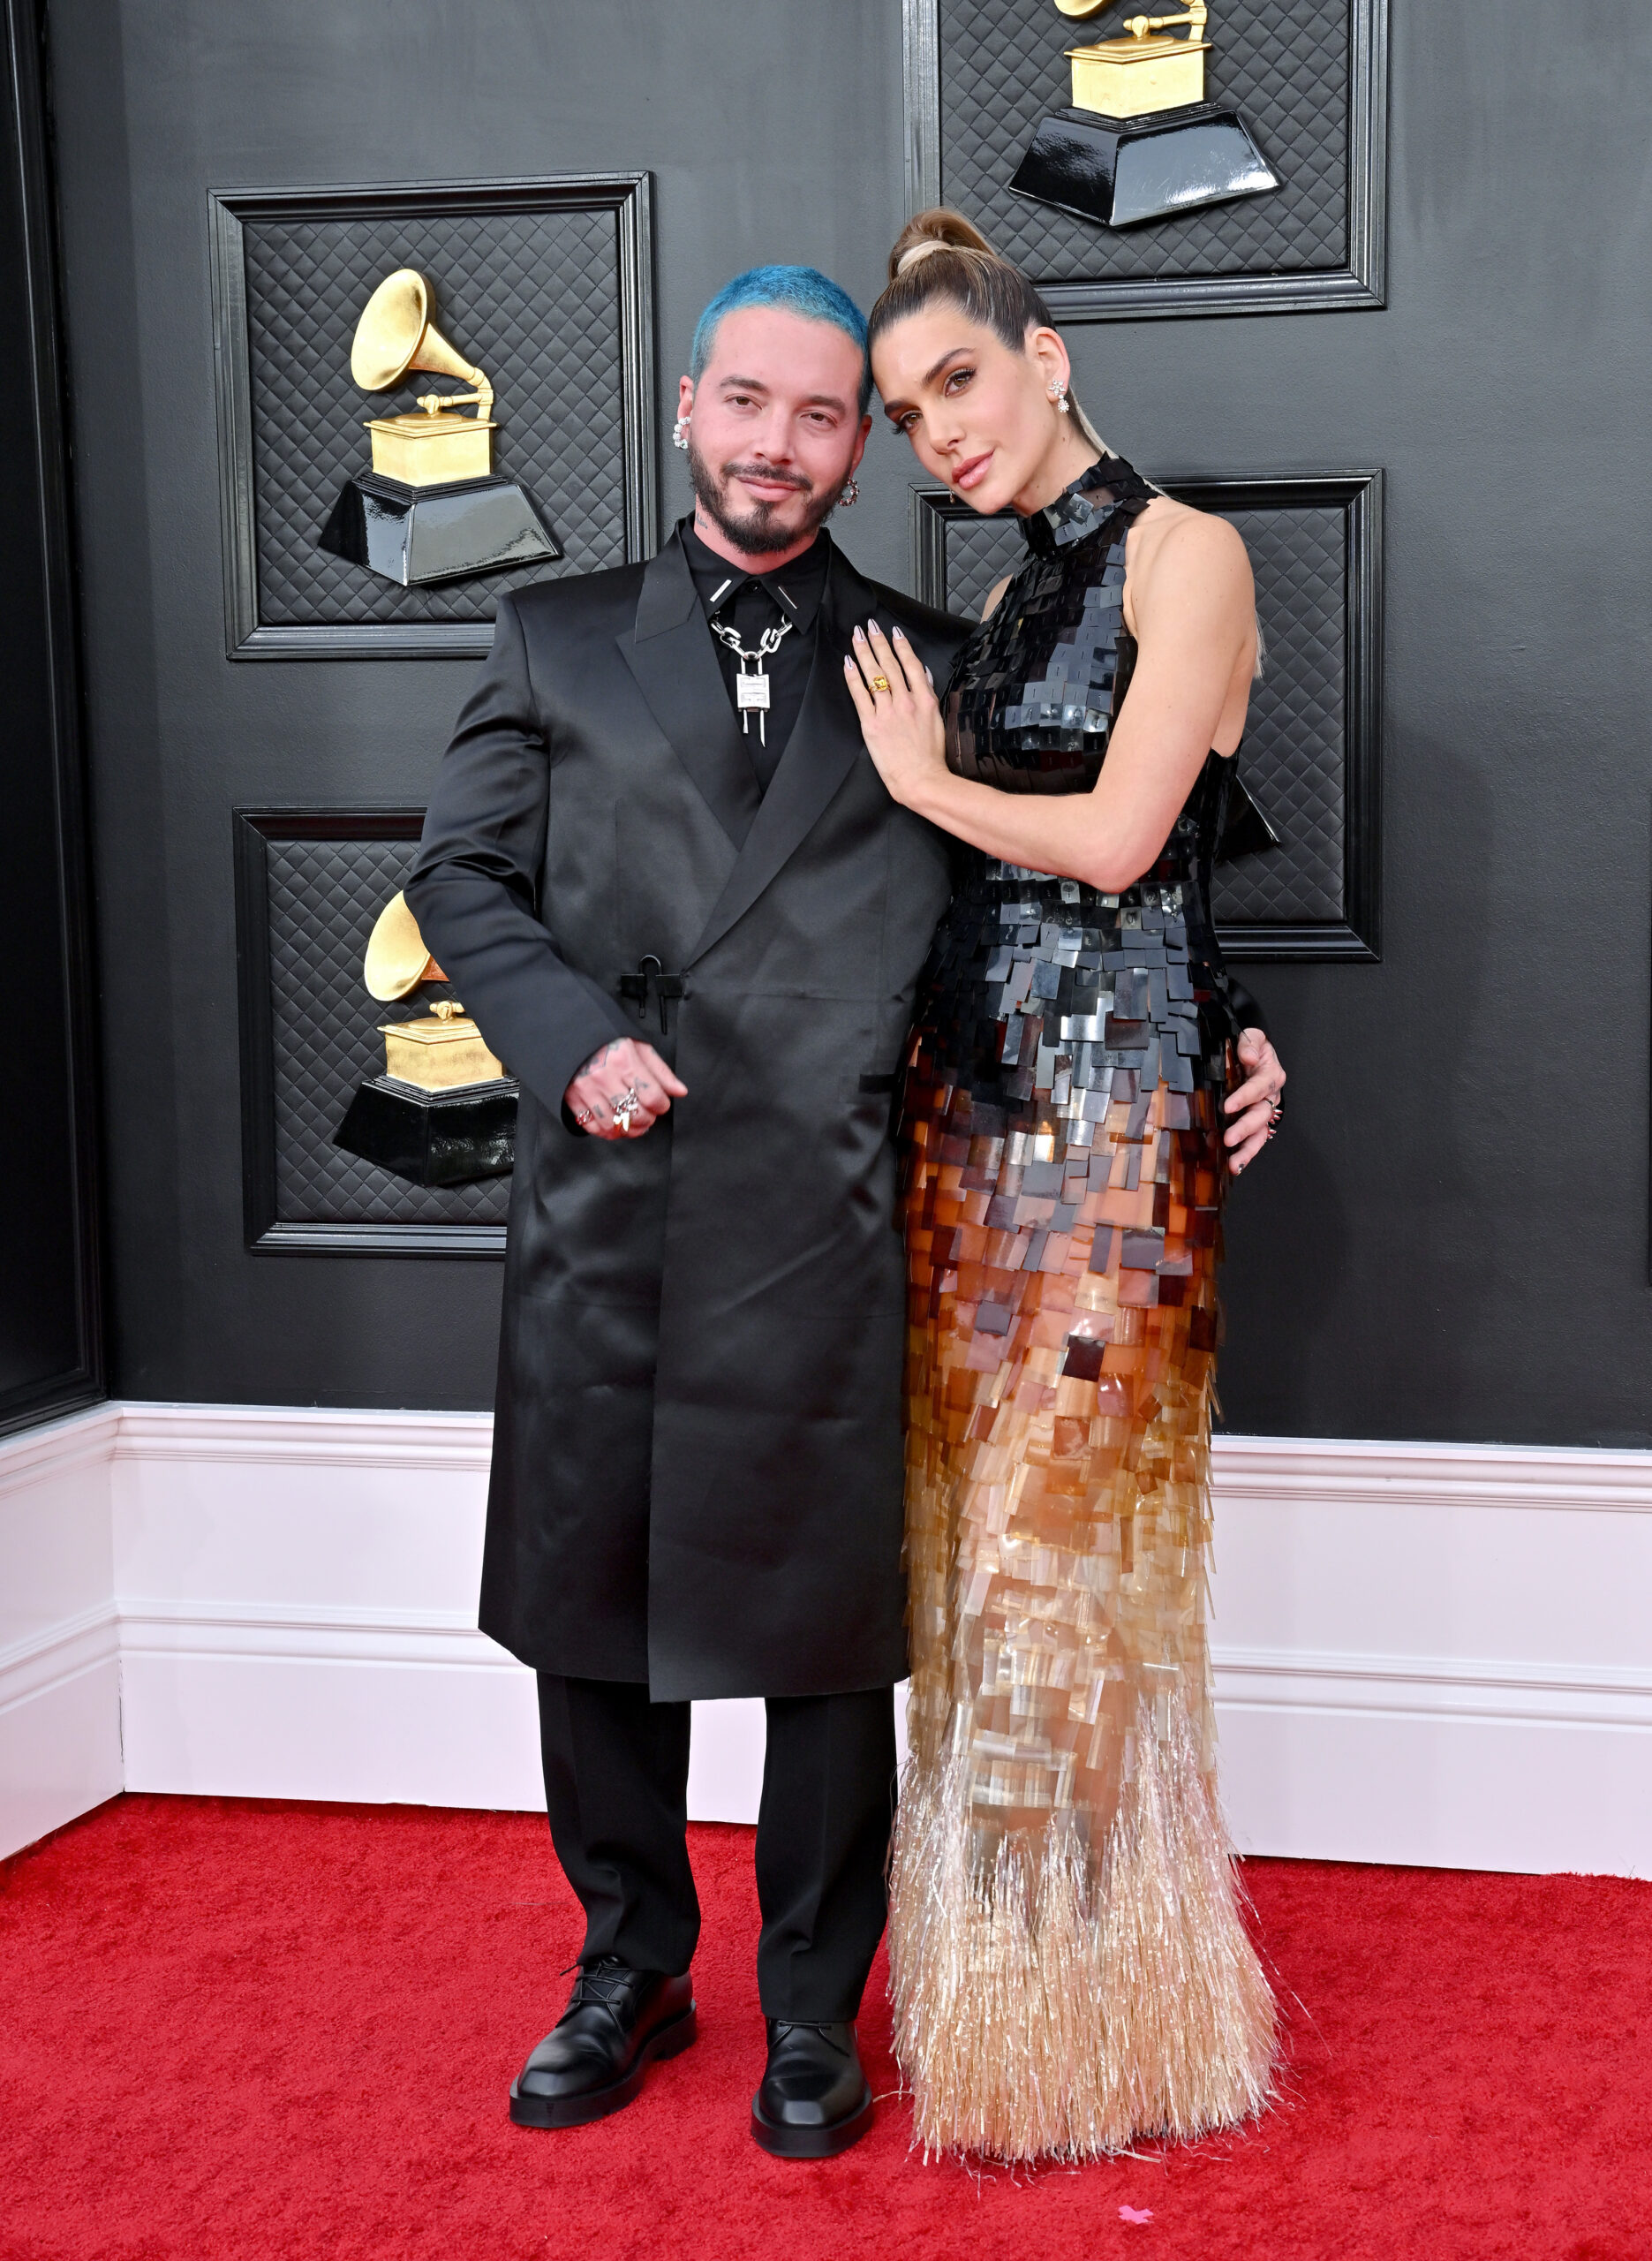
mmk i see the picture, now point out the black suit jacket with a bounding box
[407,527,968,1699]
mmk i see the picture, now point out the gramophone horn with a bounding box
[364,891,448,1001]
[350,268,493,412]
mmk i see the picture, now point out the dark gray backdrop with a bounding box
[44,0,1652,1443]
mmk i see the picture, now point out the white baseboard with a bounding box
[0,1406,124,1858]
[0,1599,123,1860]
[4,1405,1650,1874]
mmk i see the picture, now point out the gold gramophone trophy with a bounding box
[1011,0,1279,230]
[316,268,559,586]
[331,892,518,1187]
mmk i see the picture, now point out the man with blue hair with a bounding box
[408,265,967,2157]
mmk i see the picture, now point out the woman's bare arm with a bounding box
[846,507,1254,893]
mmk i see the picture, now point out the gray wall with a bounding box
[44,0,1652,1442]
[1,0,101,1431]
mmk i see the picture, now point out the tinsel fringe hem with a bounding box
[888,1702,1277,2163]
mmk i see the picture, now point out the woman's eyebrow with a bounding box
[882,348,974,419]
[923,345,973,385]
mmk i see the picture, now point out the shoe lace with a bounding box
[769,2019,850,2058]
[569,1955,639,2013]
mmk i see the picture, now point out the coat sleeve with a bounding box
[404,593,633,1127]
[1226,974,1269,1036]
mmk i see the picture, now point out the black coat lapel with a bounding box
[686,546,878,969]
[617,532,763,851]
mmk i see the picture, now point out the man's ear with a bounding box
[848,412,872,474]
[676,373,695,420]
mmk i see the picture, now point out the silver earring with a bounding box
[836,474,860,509]
[1049,382,1070,415]
[672,413,690,450]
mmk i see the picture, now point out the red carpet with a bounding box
[2,1796,1648,2261]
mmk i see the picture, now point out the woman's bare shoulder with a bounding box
[980,573,1013,620]
[1128,495,1252,603]
[1132,491,1248,562]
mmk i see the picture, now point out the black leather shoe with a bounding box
[751,2019,874,2159]
[509,1955,696,2129]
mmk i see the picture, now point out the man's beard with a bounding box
[687,436,840,555]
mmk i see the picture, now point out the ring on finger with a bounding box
[609,1083,644,1134]
[869,673,892,693]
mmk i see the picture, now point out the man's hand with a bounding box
[565,1037,687,1140]
[1224,1027,1286,1175]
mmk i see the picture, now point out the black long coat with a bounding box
[406,526,968,1700]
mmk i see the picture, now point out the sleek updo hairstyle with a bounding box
[867,208,1109,453]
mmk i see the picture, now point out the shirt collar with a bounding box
[679,517,832,633]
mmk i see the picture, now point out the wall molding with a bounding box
[1211,1431,1652,1515]
[4,1403,1650,1873]
[0,1401,118,1501]
[110,1405,493,1471]
[0,1596,118,1717]
[117,1598,496,1670]
[901,0,1390,324]
[232,808,510,1258]
[909,469,1384,962]
[1215,1645,1652,1732]
[208,171,657,660]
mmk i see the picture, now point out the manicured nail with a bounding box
[893,625,907,639]
[853,624,865,641]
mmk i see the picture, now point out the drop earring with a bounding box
[672,413,690,450]
[836,474,860,509]
[1049,381,1070,415]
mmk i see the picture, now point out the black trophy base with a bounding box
[317,473,561,586]
[333,1075,519,1188]
[1011,103,1279,230]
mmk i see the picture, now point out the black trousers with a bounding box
[536,1673,897,2023]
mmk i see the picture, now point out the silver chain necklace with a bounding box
[708,616,795,745]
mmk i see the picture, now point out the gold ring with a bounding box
[870,674,892,692]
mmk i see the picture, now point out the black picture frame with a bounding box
[901,0,1388,322]
[208,172,657,660]
[233,807,507,1256]
[909,469,1383,960]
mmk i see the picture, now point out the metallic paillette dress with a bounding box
[889,456,1276,2161]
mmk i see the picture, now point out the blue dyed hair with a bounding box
[690,265,871,415]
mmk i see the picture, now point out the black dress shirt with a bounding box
[681,519,830,790]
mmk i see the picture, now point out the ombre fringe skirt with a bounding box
[890,890,1276,2163]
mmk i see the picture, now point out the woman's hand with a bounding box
[1224,1027,1286,1174]
[843,620,949,813]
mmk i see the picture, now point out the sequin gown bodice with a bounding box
[888,454,1275,2164]
[937,449,1251,1061]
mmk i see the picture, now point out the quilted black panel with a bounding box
[942,511,1026,622]
[265,836,510,1227]
[243,206,624,627]
[918,491,1347,925]
[938,0,1348,284]
[1212,502,1343,921]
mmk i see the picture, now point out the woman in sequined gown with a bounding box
[843,213,1287,2163]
